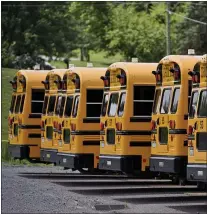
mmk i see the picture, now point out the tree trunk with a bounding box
[80,47,84,61]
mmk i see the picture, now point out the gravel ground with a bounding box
[2,164,206,213]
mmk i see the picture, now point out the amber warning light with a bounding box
[188,70,200,84]
[152,70,162,83]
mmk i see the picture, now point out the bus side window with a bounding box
[10,95,16,113]
[31,89,45,114]
[189,91,199,118]
[86,89,103,117]
[197,90,207,117]
[133,86,155,116]
[19,94,25,113]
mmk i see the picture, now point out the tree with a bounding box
[175,2,207,55]
[1,1,78,67]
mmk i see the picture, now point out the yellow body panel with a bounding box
[57,70,76,153]
[41,69,67,152]
[188,54,207,165]
[8,70,49,159]
[100,62,157,172]
[58,67,106,169]
[151,55,202,159]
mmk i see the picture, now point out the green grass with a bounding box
[50,50,123,68]
[2,68,18,161]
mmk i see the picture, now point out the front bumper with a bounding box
[56,153,94,169]
[8,144,29,159]
[40,149,58,163]
[150,155,187,175]
[187,164,207,182]
[99,155,141,173]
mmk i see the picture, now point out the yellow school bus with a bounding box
[187,54,207,189]
[57,67,105,173]
[56,70,76,166]
[8,70,49,161]
[98,62,157,175]
[40,69,67,163]
[150,54,201,184]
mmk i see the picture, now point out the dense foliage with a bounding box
[2,1,207,67]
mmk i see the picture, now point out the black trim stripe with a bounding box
[130,117,151,122]
[116,130,151,135]
[83,141,100,146]
[169,129,187,134]
[71,130,100,135]
[9,144,38,147]
[130,142,151,147]
[19,125,41,129]
[28,114,42,118]
[28,134,41,138]
[83,118,100,123]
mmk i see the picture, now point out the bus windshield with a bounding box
[117,92,126,117]
[15,95,21,113]
[47,96,56,114]
[72,95,80,117]
[101,93,109,116]
[59,96,66,117]
[198,90,207,117]
[171,88,180,114]
[108,93,119,117]
[42,96,49,114]
[153,89,161,114]
[189,91,199,118]
[10,95,16,113]
[64,96,73,117]
[55,96,62,115]
[160,88,172,114]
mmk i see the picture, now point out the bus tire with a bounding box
[197,182,207,191]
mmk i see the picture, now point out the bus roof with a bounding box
[17,70,49,86]
[108,62,158,84]
[159,55,202,66]
[68,67,106,87]
[46,69,68,79]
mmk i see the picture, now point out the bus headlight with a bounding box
[189,147,194,156]
[151,141,156,148]
[41,137,45,143]
[58,140,62,146]
[101,141,105,148]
